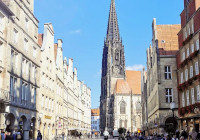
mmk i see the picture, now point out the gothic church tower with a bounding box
[100,0,125,132]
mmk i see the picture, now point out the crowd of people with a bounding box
[123,129,200,140]
[0,130,23,140]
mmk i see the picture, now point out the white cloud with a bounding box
[126,64,144,71]
[69,29,81,34]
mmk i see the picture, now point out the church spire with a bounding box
[106,0,120,42]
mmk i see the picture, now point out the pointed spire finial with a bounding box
[106,0,120,42]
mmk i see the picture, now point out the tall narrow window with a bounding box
[165,66,172,79]
[190,66,193,78]
[120,101,126,114]
[197,85,200,101]
[0,14,4,32]
[32,64,35,78]
[186,90,190,106]
[181,72,184,83]
[33,47,37,58]
[191,44,194,53]
[191,88,195,104]
[26,60,29,75]
[24,38,28,51]
[13,29,18,43]
[25,18,29,31]
[196,39,199,50]
[187,48,190,57]
[182,52,185,61]
[165,88,173,103]
[41,95,44,108]
[182,92,185,107]
[192,23,194,34]
[185,69,188,81]
[52,99,54,112]
[195,62,199,75]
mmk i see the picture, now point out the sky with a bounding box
[34,0,183,108]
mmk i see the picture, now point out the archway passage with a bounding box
[165,117,178,133]
[6,113,15,132]
[30,117,36,139]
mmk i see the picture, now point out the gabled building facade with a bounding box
[176,0,200,133]
[146,18,180,134]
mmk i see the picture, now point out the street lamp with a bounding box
[170,101,176,134]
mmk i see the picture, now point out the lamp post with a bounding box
[170,101,176,135]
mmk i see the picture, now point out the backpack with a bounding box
[17,134,21,139]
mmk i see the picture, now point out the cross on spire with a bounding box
[106,0,120,42]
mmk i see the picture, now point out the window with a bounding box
[41,95,44,107]
[26,60,29,75]
[196,40,199,50]
[24,38,28,51]
[191,44,194,53]
[11,50,18,69]
[191,88,195,104]
[31,86,36,105]
[195,62,199,75]
[13,29,18,43]
[190,66,193,78]
[182,52,185,61]
[165,88,173,103]
[0,14,4,32]
[45,96,48,109]
[25,18,29,30]
[197,86,200,101]
[52,99,54,111]
[10,76,17,103]
[49,98,51,110]
[120,101,126,114]
[186,90,190,106]
[192,23,194,33]
[188,27,191,36]
[187,48,190,57]
[33,47,37,58]
[165,66,172,79]
[182,92,185,107]
[22,81,28,106]
[185,69,188,81]
[184,31,187,39]
[32,64,35,78]
[181,72,184,84]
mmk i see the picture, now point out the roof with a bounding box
[114,70,141,94]
[114,79,131,94]
[126,70,141,94]
[38,34,43,48]
[156,24,181,51]
[54,44,58,61]
[91,108,100,116]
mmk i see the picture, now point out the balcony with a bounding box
[0,88,10,103]
[0,60,3,73]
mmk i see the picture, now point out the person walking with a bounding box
[5,132,12,140]
[1,130,5,140]
[190,129,197,140]
[12,131,17,140]
[62,132,65,140]
[37,130,42,140]
[103,129,109,140]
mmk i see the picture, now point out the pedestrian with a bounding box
[12,130,17,140]
[103,129,109,140]
[172,134,178,140]
[181,129,188,139]
[190,129,197,140]
[1,130,5,140]
[5,132,12,140]
[197,130,200,140]
[37,130,42,140]
[175,129,180,139]
[62,132,65,140]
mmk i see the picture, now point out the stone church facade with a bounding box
[100,0,142,133]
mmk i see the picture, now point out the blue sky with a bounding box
[35,0,183,108]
